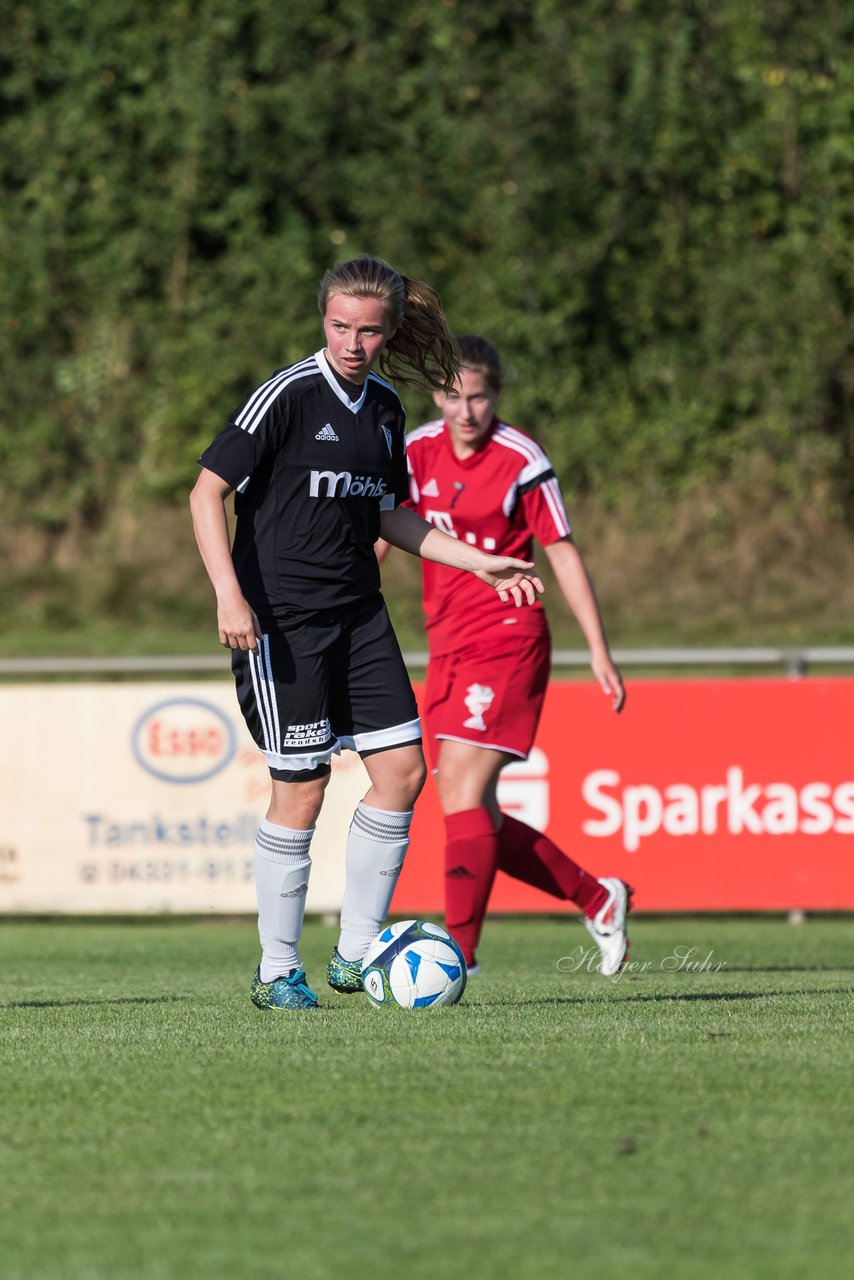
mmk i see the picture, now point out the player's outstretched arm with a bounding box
[380,505,544,607]
[544,537,626,712]
[189,468,262,652]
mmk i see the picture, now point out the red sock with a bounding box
[497,813,607,917]
[443,808,499,966]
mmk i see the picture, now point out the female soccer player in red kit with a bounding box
[381,335,630,975]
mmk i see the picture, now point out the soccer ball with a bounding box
[361,920,467,1009]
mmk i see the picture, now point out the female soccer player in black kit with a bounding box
[190,258,543,1010]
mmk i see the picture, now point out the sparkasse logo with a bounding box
[582,766,854,852]
[309,469,387,499]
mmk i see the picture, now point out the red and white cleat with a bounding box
[584,878,633,976]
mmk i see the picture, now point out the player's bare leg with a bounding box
[361,742,427,814]
[267,772,330,829]
[435,740,509,823]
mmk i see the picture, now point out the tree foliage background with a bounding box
[2,0,853,644]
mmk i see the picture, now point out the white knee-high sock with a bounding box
[254,819,314,982]
[337,802,413,962]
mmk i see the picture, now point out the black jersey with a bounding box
[199,349,409,622]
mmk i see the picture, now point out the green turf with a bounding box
[1,917,852,1280]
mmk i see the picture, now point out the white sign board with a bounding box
[0,683,369,914]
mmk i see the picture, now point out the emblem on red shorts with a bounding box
[463,683,495,731]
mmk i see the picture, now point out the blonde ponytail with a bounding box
[318,258,460,393]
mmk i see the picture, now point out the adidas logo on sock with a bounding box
[315,424,339,441]
[446,865,476,879]
[280,883,308,898]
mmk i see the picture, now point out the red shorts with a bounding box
[422,630,551,765]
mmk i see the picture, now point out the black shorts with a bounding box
[232,595,421,781]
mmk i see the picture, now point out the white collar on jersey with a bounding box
[315,348,372,413]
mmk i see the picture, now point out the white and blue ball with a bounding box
[361,920,467,1009]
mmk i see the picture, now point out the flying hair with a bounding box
[318,257,460,394]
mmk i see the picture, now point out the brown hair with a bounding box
[456,335,503,394]
[318,257,460,393]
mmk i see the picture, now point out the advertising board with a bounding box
[1,678,851,913]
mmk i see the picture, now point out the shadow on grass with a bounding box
[707,965,854,974]
[470,985,853,1009]
[1,995,194,1010]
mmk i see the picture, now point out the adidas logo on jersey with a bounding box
[421,477,439,497]
[315,424,339,442]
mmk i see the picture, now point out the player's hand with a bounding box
[592,652,626,713]
[474,557,545,607]
[216,592,262,652]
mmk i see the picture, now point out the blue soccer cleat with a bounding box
[250,966,319,1010]
[326,947,364,994]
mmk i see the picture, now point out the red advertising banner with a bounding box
[394,677,854,913]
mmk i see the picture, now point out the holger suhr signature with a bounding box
[557,944,728,984]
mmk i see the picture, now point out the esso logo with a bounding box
[132,699,237,784]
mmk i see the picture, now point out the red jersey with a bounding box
[404,417,571,656]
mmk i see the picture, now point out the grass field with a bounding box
[1,916,852,1280]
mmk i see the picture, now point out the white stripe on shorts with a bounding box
[261,635,282,751]
[434,732,528,759]
[337,717,422,754]
[249,642,276,752]
[263,742,342,773]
